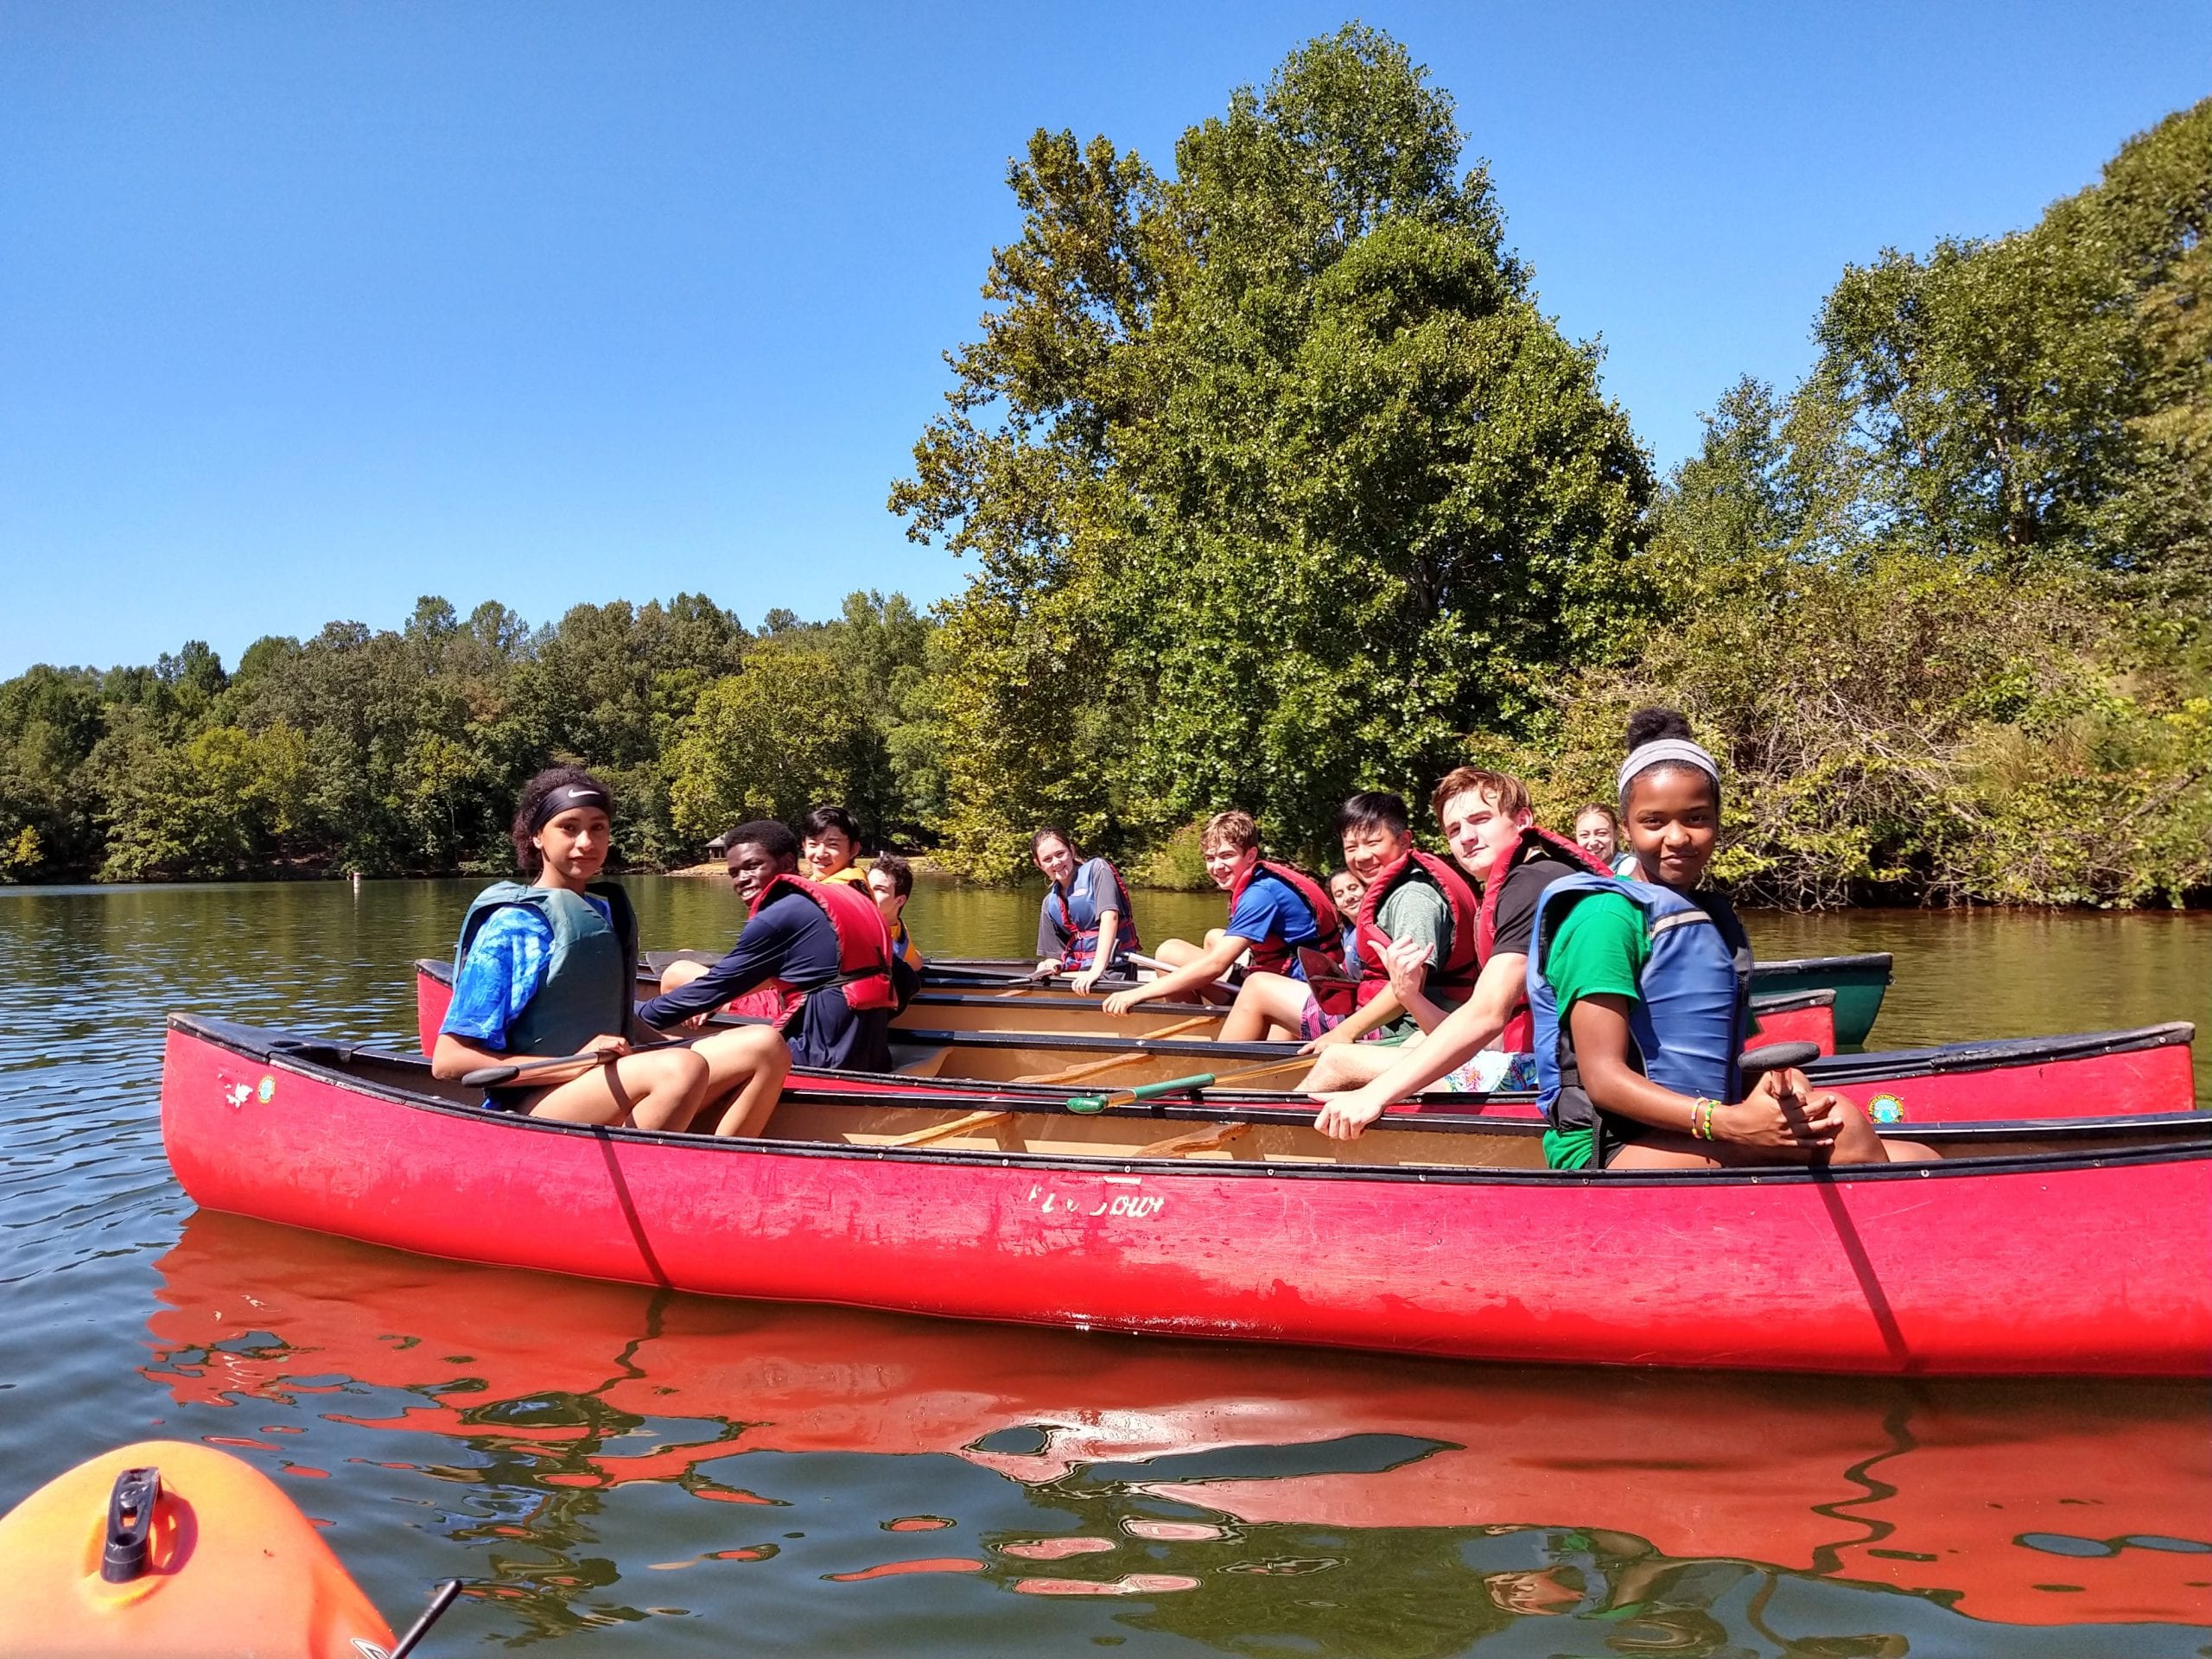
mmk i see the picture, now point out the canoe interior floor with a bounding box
[766,1101,1545,1169]
[885,1041,1309,1090]
[272,1050,2190,1171]
[890,1003,1232,1039]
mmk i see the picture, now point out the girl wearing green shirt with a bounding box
[1532,709,1934,1171]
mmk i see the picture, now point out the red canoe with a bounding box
[410,959,2196,1124]
[162,1013,2212,1376]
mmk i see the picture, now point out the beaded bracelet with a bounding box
[1692,1097,1717,1141]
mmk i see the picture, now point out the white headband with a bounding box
[1618,739,1719,801]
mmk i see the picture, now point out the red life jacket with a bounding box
[1477,826,1617,1052]
[729,873,899,1022]
[1351,849,1482,1008]
[1227,858,1343,979]
[1049,859,1141,970]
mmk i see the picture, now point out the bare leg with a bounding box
[522,1048,710,1132]
[659,959,709,995]
[1148,938,1204,969]
[1611,1104,1941,1171]
[1219,972,1310,1042]
[688,1024,792,1138]
[1301,1045,1398,1092]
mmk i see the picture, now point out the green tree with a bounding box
[664,638,875,842]
[896,26,1651,875]
[1508,92,2212,911]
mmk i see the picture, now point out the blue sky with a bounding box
[3,3,2206,677]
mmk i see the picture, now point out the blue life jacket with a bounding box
[1526,874,1751,1154]
[453,880,639,1058]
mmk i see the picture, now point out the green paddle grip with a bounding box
[1130,1071,1217,1100]
[1065,1071,1219,1116]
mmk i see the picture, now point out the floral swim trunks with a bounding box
[1440,1050,1541,1095]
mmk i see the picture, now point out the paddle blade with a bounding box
[458,1065,520,1088]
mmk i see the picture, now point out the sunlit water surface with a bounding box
[1,876,2206,1656]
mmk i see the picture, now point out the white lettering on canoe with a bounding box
[1024,1183,1165,1224]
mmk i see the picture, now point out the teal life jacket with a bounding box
[1526,874,1751,1158]
[452,880,639,1058]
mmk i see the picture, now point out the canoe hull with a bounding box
[162,1016,2212,1376]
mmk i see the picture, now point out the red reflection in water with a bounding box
[146,1210,2212,1628]
[1126,1520,1224,1541]
[826,1558,987,1581]
[1013,1573,1199,1596]
[1001,1537,1116,1560]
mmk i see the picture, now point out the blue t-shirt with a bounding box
[1037,856,1133,961]
[635,887,889,1071]
[442,897,613,1052]
[1224,872,1322,979]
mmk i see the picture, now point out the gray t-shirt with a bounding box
[1370,880,1452,1038]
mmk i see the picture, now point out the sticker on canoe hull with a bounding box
[1868,1093,1906,1123]
[219,1073,278,1109]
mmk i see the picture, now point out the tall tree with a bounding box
[895,26,1651,874]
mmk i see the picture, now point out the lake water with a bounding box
[2,876,2207,1655]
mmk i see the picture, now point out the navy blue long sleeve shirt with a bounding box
[635,888,890,1071]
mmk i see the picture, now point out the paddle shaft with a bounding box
[460,1039,683,1090]
[387,1580,466,1659]
[1126,951,1240,995]
[1067,1051,1317,1114]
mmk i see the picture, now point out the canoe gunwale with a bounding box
[176,1014,2212,1192]
[1753,952,1895,977]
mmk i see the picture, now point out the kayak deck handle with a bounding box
[102,1465,161,1584]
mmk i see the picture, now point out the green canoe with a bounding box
[1749,952,1892,1048]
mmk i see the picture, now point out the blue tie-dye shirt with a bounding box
[441,896,612,1052]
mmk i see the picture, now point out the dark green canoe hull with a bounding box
[1750,953,1892,1048]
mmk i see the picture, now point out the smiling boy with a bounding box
[1099,812,1333,1016]
[639,820,899,1084]
[1306,768,1611,1135]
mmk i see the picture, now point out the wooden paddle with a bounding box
[1014,1051,1151,1085]
[884,1050,1322,1145]
[1065,1052,1319,1114]
[881,1108,1015,1148]
[460,1039,684,1090]
[1136,1121,1254,1158]
[1008,1015,1224,1087]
